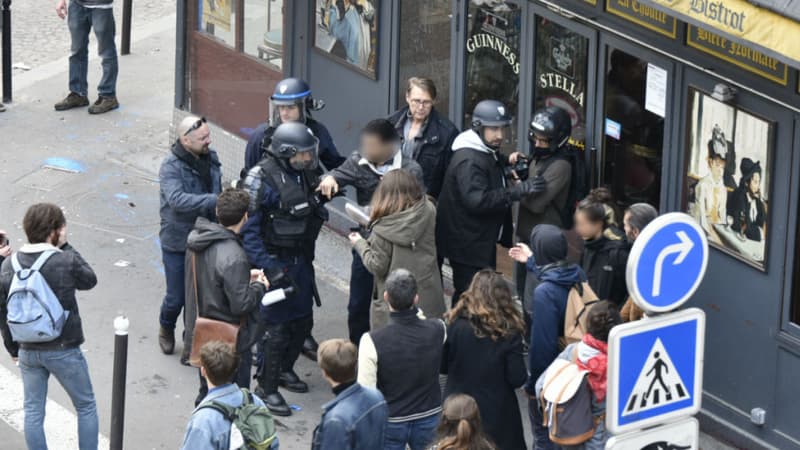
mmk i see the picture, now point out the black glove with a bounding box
[507,176,547,201]
[530,175,547,193]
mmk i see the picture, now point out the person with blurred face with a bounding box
[387,78,459,198]
[158,116,223,362]
[619,202,658,322]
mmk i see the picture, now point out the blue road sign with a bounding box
[607,308,706,435]
[626,213,708,313]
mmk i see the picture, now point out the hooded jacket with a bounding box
[183,218,266,354]
[327,151,425,206]
[436,129,514,268]
[353,198,445,329]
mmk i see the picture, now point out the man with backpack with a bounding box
[181,341,279,450]
[509,224,588,450]
[515,106,578,324]
[0,203,99,450]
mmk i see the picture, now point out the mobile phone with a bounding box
[0,235,8,247]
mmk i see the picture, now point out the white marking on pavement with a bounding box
[0,363,110,449]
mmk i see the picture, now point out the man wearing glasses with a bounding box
[387,78,459,199]
[158,116,222,361]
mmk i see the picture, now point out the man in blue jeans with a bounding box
[0,203,99,450]
[159,116,222,362]
[54,0,119,114]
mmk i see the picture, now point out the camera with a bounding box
[504,156,530,181]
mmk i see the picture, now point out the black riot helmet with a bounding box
[471,99,513,129]
[269,78,325,126]
[269,122,320,171]
[528,106,572,158]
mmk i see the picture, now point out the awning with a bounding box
[637,0,800,68]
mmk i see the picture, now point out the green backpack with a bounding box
[199,388,277,450]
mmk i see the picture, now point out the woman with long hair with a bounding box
[349,170,445,329]
[442,270,527,450]
[429,394,496,450]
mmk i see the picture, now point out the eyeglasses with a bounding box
[409,99,433,108]
[183,117,207,136]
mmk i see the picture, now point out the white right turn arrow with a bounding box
[652,231,694,297]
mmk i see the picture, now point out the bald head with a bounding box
[178,116,211,156]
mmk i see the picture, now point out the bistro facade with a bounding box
[175,1,800,447]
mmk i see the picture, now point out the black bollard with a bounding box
[110,316,129,450]
[1,0,11,103]
[121,0,132,55]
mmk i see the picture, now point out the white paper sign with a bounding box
[645,63,668,118]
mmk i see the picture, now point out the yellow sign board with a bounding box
[640,0,800,65]
[606,0,677,38]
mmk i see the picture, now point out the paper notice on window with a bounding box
[645,63,668,118]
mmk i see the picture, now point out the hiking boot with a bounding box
[88,95,119,114]
[54,92,90,111]
[159,326,175,355]
[254,388,291,417]
[279,370,309,393]
[301,335,319,362]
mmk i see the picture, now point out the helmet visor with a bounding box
[269,99,306,127]
[287,139,319,171]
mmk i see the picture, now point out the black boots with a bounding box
[279,370,309,393]
[302,335,319,361]
[256,323,293,416]
[158,326,175,355]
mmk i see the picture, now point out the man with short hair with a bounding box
[180,341,279,450]
[317,119,424,345]
[158,116,222,361]
[184,189,270,405]
[0,203,99,450]
[357,269,445,450]
[312,339,388,450]
[54,0,119,114]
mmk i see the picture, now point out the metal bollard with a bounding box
[1,0,11,103]
[120,0,132,55]
[110,316,129,450]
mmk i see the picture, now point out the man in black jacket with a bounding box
[317,119,423,345]
[387,77,459,198]
[436,100,544,305]
[184,189,270,405]
[0,203,99,450]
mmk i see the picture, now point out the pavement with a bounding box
[0,5,740,450]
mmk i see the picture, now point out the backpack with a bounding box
[560,282,600,349]
[552,145,590,230]
[539,350,599,446]
[198,388,277,450]
[6,251,69,343]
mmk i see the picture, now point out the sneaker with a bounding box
[0,103,5,112]
[54,92,90,111]
[88,95,119,114]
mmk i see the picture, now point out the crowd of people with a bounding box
[0,74,664,450]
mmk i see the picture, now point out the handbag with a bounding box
[188,253,242,367]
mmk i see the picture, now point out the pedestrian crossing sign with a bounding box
[606,308,706,435]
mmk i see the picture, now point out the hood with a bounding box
[530,224,567,266]
[451,129,496,155]
[186,217,238,252]
[370,199,434,247]
[538,263,585,287]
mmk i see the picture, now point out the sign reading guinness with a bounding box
[687,25,788,85]
[466,33,521,75]
[606,0,677,38]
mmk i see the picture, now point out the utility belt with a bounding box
[265,245,307,263]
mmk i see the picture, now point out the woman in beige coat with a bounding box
[349,170,446,329]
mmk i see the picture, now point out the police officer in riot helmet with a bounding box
[436,99,546,306]
[243,77,344,362]
[241,122,329,416]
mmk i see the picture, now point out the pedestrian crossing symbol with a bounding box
[606,308,705,435]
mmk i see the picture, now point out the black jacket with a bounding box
[387,107,459,198]
[328,151,424,206]
[442,317,528,450]
[436,130,514,268]
[242,119,345,174]
[0,243,97,357]
[581,233,629,306]
[183,218,267,353]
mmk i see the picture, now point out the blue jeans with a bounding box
[347,250,373,344]
[529,396,556,450]
[68,0,118,97]
[159,249,186,329]
[19,347,98,450]
[384,414,439,450]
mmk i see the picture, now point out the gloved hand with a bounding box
[507,176,547,201]
[529,175,547,193]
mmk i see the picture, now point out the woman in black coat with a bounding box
[442,270,528,450]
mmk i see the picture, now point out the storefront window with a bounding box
[794,245,800,324]
[398,0,452,118]
[463,0,521,154]
[601,48,665,209]
[198,0,238,48]
[532,16,589,150]
[244,0,284,69]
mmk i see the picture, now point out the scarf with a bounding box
[576,334,609,402]
[172,141,213,192]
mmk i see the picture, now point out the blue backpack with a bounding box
[6,251,69,343]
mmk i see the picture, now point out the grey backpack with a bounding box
[6,251,69,343]
[539,352,599,446]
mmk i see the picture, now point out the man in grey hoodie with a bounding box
[183,189,269,405]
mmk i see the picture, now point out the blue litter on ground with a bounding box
[42,157,85,173]
[115,193,130,200]
[289,404,302,411]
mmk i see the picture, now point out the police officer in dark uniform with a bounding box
[241,122,328,416]
[243,77,344,361]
